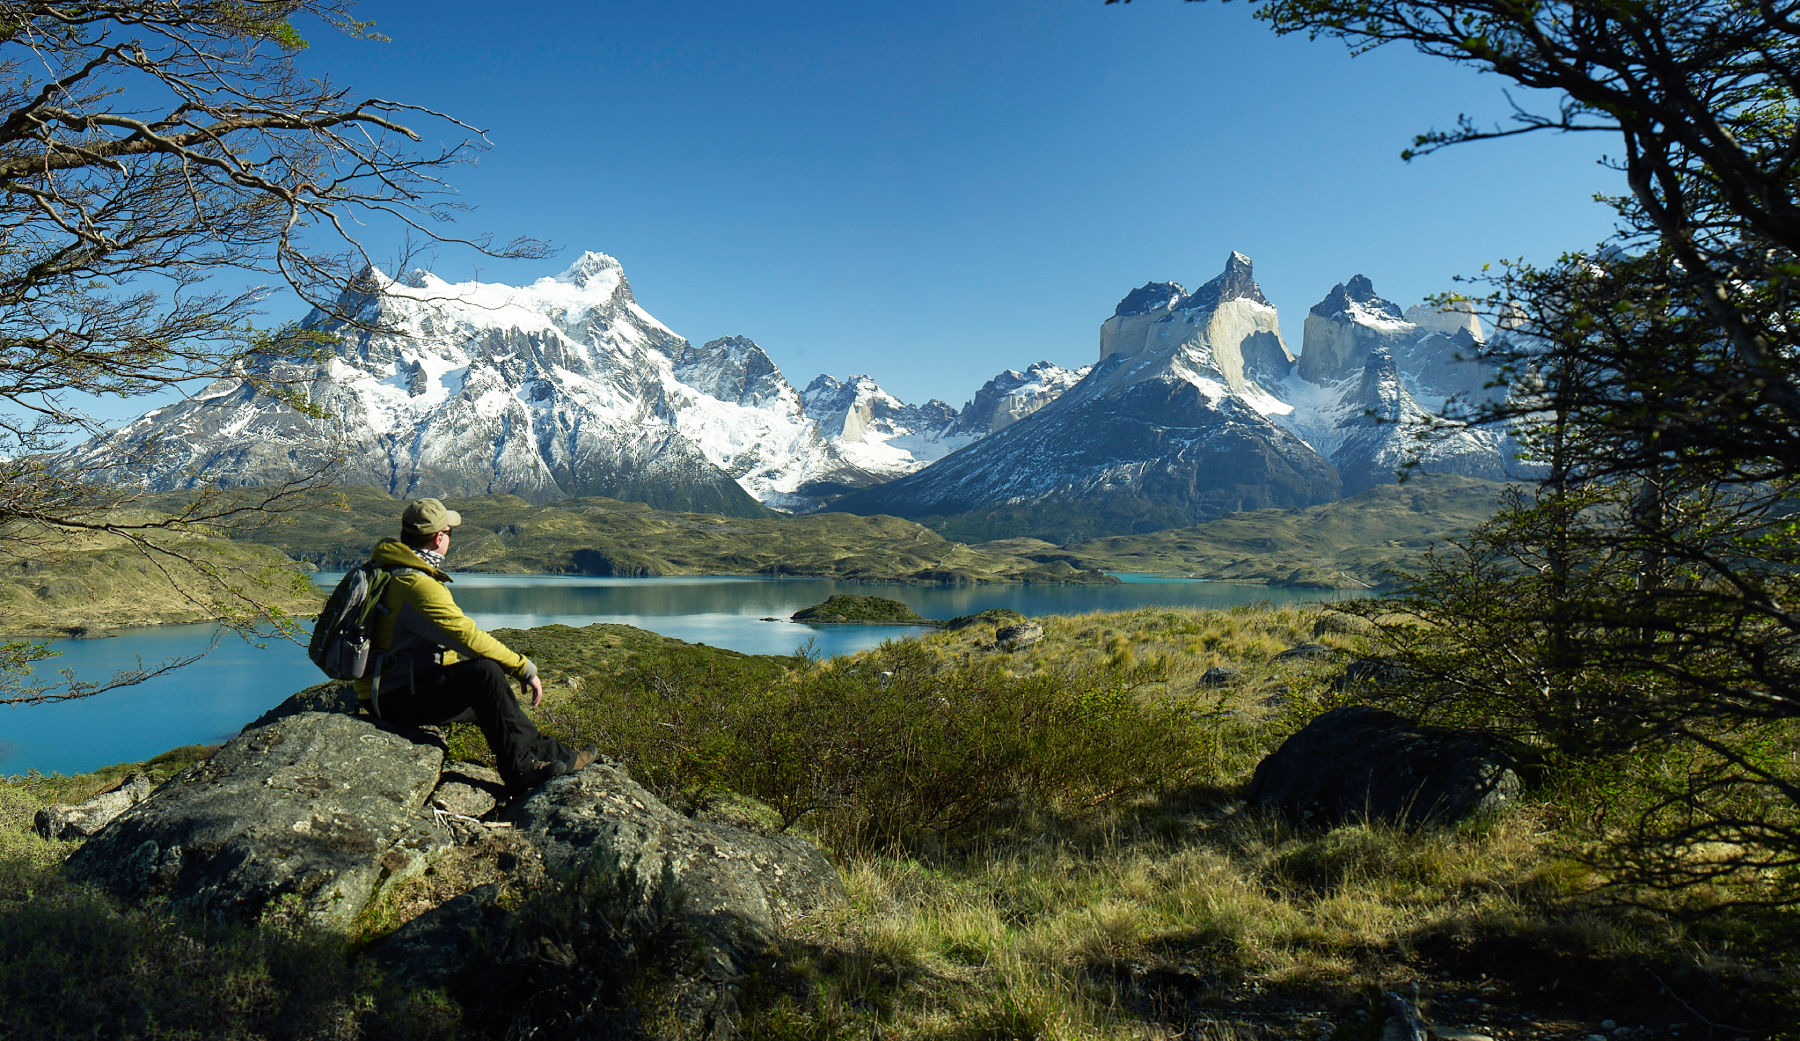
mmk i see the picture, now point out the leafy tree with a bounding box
[1110,0,1800,899]
[0,1,545,703]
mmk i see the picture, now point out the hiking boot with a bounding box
[504,747,603,801]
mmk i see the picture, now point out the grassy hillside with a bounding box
[0,521,323,637]
[4,607,1790,1038]
[204,486,1116,584]
[1010,474,1507,588]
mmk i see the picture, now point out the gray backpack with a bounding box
[307,564,398,680]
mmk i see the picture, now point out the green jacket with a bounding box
[354,539,531,700]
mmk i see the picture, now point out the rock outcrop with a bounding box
[377,762,846,1036]
[511,764,845,938]
[35,773,154,840]
[54,679,847,1038]
[63,711,447,929]
[1246,705,1520,826]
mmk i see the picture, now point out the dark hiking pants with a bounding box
[372,657,571,794]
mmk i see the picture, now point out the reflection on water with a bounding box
[1,573,1363,777]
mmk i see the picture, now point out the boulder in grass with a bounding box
[35,773,154,840]
[1274,642,1338,663]
[1246,705,1520,827]
[996,621,1044,649]
[1200,665,1242,688]
[62,711,447,930]
[510,762,845,941]
[1312,612,1375,638]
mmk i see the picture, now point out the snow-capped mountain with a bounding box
[830,256,1534,539]
[829,254,1345,539]
[945,361,1091,437]
[783,375,969,497]
[66,252,1085,515]
[1278,274,1531,493]
[70,248,1528,538]
[70,253,776,515]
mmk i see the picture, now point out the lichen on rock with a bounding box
[63,711,447,930]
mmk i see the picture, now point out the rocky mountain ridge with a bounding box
[70,250,1529,540]
[68,253,1088,515]
[830,253,1533,540]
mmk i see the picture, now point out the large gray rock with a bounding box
[35,773,154,840]
[63,711,446,929]
[242,681,359,731]
[378,764,845,1037]
[1246,705,1520,826]
[512,764,845,939]
[431,761,503,819]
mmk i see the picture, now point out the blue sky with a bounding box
[267,0,1618,408]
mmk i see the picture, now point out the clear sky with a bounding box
[216,1,1624,410]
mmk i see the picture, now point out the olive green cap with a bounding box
[400,497,461,537]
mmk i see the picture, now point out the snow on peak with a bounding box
[1114,281,1186,317]
[556,250,627,288]
[947,360,1092,437]
[1403,300,1485,342]
[1311,275,1405,323]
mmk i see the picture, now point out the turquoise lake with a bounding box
[1,573,1364,776]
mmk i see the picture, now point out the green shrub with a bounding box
[522,632,1228,852]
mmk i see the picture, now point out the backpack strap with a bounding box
[365,565,404,719]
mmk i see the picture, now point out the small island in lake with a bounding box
[791,595,929,625]
[788,597,1035,632]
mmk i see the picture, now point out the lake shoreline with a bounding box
[3,574,1367,777]
[0,568,1145,639]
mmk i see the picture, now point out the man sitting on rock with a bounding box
[357,498,596,797]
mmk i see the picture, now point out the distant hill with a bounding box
[983,474,1507,589]
[200,486,1116,585]
[0,522,322,637]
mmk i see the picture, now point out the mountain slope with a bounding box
[68,252,1094,517]
[1277,273,1533,493]
[1035,473,1506,589]
[68,254,770,515]
[829,254,1344,541]
[182,486,1113,584]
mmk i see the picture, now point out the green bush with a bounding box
[520,632,1225,851]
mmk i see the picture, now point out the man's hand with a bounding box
[518,659,544,707]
